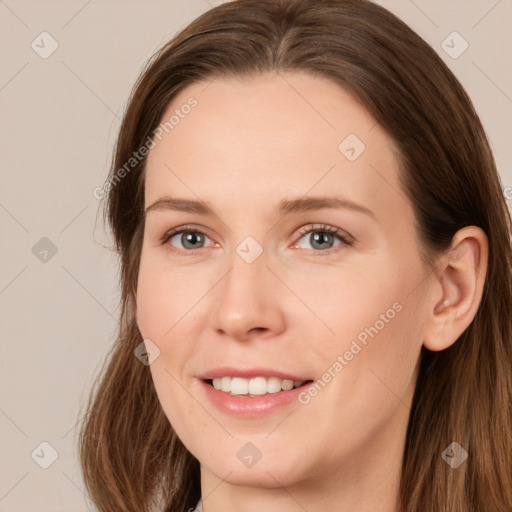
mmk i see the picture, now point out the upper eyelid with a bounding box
[162,224,215,241]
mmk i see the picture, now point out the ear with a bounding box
[423,226,488,351]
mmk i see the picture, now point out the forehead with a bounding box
[143,72,408,224]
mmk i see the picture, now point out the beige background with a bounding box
[0,1,511,510]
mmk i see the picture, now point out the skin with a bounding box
[135,72,488,512]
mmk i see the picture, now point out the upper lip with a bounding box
[198,367,311,381]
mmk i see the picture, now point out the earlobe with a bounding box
[423,226,488,352]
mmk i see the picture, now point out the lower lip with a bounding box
[200,380,308,418]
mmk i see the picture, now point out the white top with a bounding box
[192,498,203,511]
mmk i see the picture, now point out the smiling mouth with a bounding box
[205,376,313,396]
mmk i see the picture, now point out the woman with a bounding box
[79,1,512,511]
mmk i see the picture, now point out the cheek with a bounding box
[295,250,424,407]
[290,285,423,470]
[136,262,207,448]
[284,258,411,362]
[136,252,208,340]
[135,260,198,397]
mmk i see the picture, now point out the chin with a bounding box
[196,443,310,489]
[211,463,303,488]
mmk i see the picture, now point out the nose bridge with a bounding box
[212,238,284,340]
[219,231,268,289]
[220,239,268,308]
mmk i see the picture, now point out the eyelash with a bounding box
[159,223,353,257]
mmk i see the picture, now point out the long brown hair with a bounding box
[78,1,512,510]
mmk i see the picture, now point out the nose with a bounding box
[211,248,286,343]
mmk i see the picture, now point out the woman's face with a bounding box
[136,72,432,491]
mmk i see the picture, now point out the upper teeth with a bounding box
[211,376,305,396]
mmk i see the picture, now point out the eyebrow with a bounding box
[145,195,376,220]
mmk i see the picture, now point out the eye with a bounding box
[159,225,215,254]
[292,224,353,254]
[159,223,353,256]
